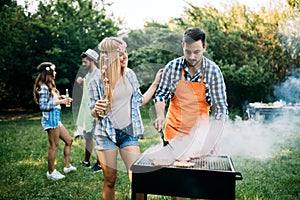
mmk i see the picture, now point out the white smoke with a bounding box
[220,69,300,159]
[274,68,300,104]
[219,115,298,158]
[143,118,224,161]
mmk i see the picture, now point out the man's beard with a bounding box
[186,58,202,68]
[187,60,198,67]
[84,65,91,71]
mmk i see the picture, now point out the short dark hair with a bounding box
[183,27,206,45]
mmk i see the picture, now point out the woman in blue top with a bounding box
[33,62,76,181]
[88,37,162,200]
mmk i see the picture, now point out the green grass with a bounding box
[0,107,299,200]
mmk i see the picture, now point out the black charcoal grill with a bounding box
[131,154,242,200]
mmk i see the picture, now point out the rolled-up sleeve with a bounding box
[88,73,102,110]
[154,60,180,103]
[210,67,228,120]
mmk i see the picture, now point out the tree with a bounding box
[0,0,34,107]
[170,1,297,113]
[124,24,182,91]
[30,0,118,91]
[0,0,119,108]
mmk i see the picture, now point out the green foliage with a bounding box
[222,61,274,108]
[124,26,183,89]
[0,1,35,107]
[1,0,299,116]
[0,0,119,108]
[167,1,298,112]
[30,0,119,94]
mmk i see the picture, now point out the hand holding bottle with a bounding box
[95,79,110,117]
[64,89,72,107]
[95,98,110,117]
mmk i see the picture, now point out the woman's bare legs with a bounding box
[96,145,143,200]
[97,148,118,200]
[119,145,140,182]
[47,128,60,173]
[84,138,93,162]
[58,125,73,168]
[120,145,144,200]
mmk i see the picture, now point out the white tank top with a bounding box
[110,76,133,129]
[52,90,61,109]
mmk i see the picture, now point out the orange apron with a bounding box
[165,67,210,140]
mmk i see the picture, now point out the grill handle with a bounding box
[235,172,243,180]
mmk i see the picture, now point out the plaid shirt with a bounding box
[88,68,144,143]
[154,56,228,120]
[38,84,61,121]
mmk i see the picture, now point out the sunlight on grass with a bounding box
[252,154,275,159]
[72,138,85,147]
[28,116,41,121]
[278,148,292,155]
[17,158,44,167]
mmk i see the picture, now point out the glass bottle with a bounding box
[65,89,71,107]
[98,82,110,117]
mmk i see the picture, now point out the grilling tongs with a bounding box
[159,129,174,150]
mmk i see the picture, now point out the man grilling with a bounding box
[153,27,228,200]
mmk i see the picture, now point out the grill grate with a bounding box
[131,154,243,200]
[135,155,233,171]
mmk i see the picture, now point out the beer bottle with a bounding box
[65,89,71,107]
[98,82,109,117]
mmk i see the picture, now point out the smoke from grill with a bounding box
[143,118,224,161]
[219,116,298,158]
[219,69,300,158]
[145,69,300,161]
[274,68,300,104]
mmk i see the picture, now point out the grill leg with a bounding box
[131,192,135,200]
[131,193,147,200]
[143,193,147,200]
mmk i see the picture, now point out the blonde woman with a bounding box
[88,37,162,199]
[33,62,76,180]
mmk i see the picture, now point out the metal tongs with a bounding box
[159,129,174,150]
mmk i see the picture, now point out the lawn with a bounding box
[0,107,299,200]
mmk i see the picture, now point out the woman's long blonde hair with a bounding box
[33,62,59,104]
[98,37,127,100]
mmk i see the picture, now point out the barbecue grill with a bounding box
[131,154,242,200]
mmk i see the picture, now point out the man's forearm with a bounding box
[155,101,166,118]
[153,101,166,131]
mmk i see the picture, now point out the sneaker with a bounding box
[80,161,91,168]
[47,169,65,180]
[91,163,102,173]
[63,165,77,173]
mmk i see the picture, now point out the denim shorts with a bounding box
[41,108,62,130]
[95,128,139,151]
